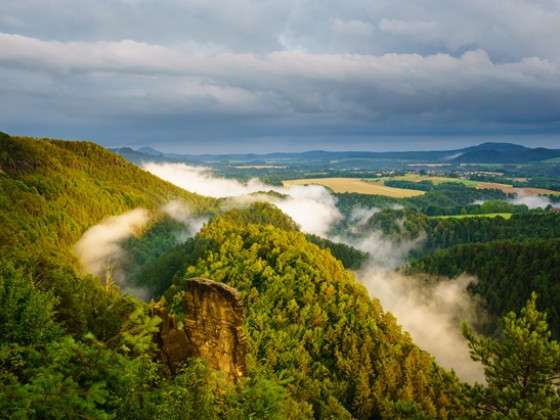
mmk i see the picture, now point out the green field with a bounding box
[430,212,512,220]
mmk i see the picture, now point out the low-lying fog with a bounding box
[76,162,491,382]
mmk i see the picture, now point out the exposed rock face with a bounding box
[156,277,247,381]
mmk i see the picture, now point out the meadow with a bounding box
[282,177,425,197]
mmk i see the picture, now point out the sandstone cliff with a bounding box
[156,277,247,381]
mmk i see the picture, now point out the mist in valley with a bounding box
[74,200,207,300]
[75,161,485,382]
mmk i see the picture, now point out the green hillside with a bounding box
[164,205,462,418]
[1,134,559,418]
[0,133,215,265]
[410,239,560,337]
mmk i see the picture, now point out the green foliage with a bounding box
[384,179,436,191]
[217,201,299,231]
[29,257,137,342]
[155,359,225,419]
[463,294,560,419]
[5,134,559,418]
[0,134,215,266]
[406,183,508,215]
[365,208,427,239]
[335,183,509,219]
[0,260,158,419]
[410,239,560,337]
[227,375,313,420]
[116,307,162,356]
[121,217,195,296]
[0,262,61,346]
[0,335,165,419]
[306,234,368,269]
[335,192,402,214]
[126,239,200,298]
[166,204,462,418]
[420,212,560,254]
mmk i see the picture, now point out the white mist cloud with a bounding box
[348,206,379,231]
[143,163,271,197]
[442,152,464,161]
[510,193,556,209]
[274,185,341,237]
[336,224,484,382]
[359,266,484,383]
[74,200,208,299]
[162,199,208,236]
[74,208,151,298]
[143,162,341,236]
[137,164,485,380]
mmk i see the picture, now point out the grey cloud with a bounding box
[3,1,560,58]
[378,19,437,38]
[1,34,559,115]
[1,1,560,150]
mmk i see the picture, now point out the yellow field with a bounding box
[378,174,481,187]
[282,178,425,197]
[380,174,560,196]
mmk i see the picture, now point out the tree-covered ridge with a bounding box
[335,182,509,217]
[3,134,560,418]
[421,213,560,253]
[342,205,560,254]
[409,239,560,338]
[0,139,310,419]
[305,234,368,270]
[0,133,215,265]
[0,261,311,419]
[165,204,463,419]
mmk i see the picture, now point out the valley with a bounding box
[1,133,560,419]
[3,2,560,417]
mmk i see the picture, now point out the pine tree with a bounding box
[463,293,560,419]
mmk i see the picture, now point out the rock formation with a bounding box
[155,277,247,381]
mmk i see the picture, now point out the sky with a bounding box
[1,0,560,153]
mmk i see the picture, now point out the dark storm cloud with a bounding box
[1,0,560,151]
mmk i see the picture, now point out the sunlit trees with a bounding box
[463,294,560,419]
[166,203,462,418]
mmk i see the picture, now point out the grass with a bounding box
[430,213,513,220]
[282,178,425,197]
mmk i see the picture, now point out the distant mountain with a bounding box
[113,142,560,165]
[453,143,560,164]
[137,146,163,156]
[111,147,192,164]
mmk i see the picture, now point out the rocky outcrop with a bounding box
[155,277,247,381]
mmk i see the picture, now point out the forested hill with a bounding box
[164,204,463,418]
[2,134,559,418]
[0,133,215,264]
[410,239,560,338]
[0,133,465,418]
